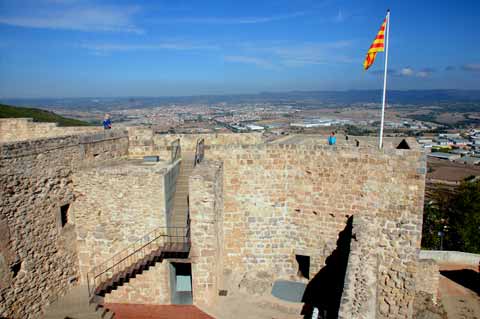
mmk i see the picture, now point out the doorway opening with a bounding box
[296,255,310,279]
[169,262,193,304]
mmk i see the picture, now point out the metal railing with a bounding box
[86,222,190,299]
[171,139,181,164]
[194,138,205,166]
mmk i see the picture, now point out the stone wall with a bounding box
[415,259,439,303]
[71,160,178,281]
[0,130,129,319]
[0,118,102,143]
[189,160,223,307]
[164,160,180,226]
[202,142,425,318]
[105,263,171,304]
[338,215,378,319]
[127,127,264,158]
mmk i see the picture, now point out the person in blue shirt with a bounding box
[103,114,112,129]
[328,132,336,145]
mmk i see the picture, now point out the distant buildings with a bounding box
[422,128,480,165]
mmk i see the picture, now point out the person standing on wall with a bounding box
[328,132,336,145]
[103,114,112,130]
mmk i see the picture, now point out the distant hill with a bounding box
[2,89,480,110]
[0,104,91,126]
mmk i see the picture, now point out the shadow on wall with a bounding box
[301,217,353,319]
[440,269,479,295]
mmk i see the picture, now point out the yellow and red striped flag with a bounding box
[363,17,387,70]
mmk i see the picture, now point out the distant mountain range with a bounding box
[2,90,480,111]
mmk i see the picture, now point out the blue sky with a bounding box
[0,0,479,98]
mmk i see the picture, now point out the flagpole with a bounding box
[379,9,390,149]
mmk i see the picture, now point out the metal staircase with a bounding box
[86,223,190,302]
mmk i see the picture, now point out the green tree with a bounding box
[448,181,480,253]
[422,180,480,253]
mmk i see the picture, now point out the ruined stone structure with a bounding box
[0,120,440,319]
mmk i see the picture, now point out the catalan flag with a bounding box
[363,17,387,70]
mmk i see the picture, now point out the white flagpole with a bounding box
[379,9,390,149]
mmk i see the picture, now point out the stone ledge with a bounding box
[419,250,480,266]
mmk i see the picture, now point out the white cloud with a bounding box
[0,4,143,33]
[416,71,429,78]
[400,67,414,76]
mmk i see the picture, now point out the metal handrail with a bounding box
[86,222,190,299]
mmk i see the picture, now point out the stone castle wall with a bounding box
[0,130,129,319]
[338,215,378,319]
[0,127,429,318]
[104,263,171,304]
[189,160,224,307]
[415,259,439,304]
[71,159,179,301]
[127,127,264,158]
[0,118,102,143]
[202,142,425,317]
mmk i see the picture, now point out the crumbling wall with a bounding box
[203,143,425,318]
[189,160,224,307]
[0,118,102,143]
[0,130,129,319]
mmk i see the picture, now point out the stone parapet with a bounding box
[0,118,102,143]
[419,250,480,266]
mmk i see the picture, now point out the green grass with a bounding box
[0,104,92,126]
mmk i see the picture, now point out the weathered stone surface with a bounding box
[0,118,102,143]
[189,160,223,307]
[1,129,429,319]
[0,130,129,319]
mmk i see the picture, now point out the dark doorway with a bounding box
[169,262,193,304]
[301,217,353,319]
[296,255,310,279]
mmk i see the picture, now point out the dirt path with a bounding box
[438,263,480,319]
